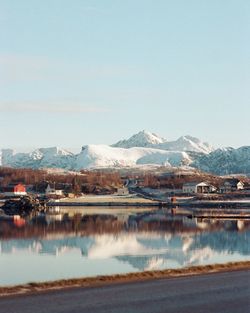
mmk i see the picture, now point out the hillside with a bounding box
[193,146,250,175]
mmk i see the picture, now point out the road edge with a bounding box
[1,261,250,298]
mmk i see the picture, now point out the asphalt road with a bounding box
[0,270,249,313]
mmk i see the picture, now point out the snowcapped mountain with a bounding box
[192,146,250,175]
[112,131,213,154]
[112,130,166,148]
[75,145,192,170]
[1,131,249,174]
[1,147,75,170]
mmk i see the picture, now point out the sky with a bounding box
[0,0,249,152]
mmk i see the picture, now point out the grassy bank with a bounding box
[1,261,250,297]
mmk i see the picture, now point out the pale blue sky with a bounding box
[0,0,249,151]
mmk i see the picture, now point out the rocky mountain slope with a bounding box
[192,146,250,175]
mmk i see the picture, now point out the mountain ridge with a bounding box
[1,131,249,175]
[112,130,167,149]
[112,131,213,154]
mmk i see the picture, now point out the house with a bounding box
[45,184,64,196]
[182,182,216,194]
[2,183,27,197]
[220,179,244,193]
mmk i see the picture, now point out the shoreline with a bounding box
[1,261,249,298]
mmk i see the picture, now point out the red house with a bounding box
[3,183,27,197]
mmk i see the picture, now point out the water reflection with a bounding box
[0,208,249,286]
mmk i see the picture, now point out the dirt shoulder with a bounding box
[0,261,249,298]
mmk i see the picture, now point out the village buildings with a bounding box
[182,182,217,194]
[219,179,244,193]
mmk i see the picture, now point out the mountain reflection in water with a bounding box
[0,208,249,286]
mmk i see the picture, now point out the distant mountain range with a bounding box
[0,130,249,175]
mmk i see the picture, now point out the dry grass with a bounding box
[0,261,249,297]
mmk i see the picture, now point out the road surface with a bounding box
[0,270,249,313]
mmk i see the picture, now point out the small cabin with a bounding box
[182,182,216,194]
[3,183,27,197]
[45,184,64,196]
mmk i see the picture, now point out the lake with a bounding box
[0,207,249,286]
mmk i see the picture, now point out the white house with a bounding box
[220,179,244,193]
[45,184,63,196]
[182,182,216,194]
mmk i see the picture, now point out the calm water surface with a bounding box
[0,207,249,286]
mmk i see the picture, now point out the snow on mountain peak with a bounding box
[1,141,250,174]
[165,135,214,154]
[2,132,249,175]
[112,130,167,148]
[1,146,74,169]
[112,131,213,154]
[37,146,73,156]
